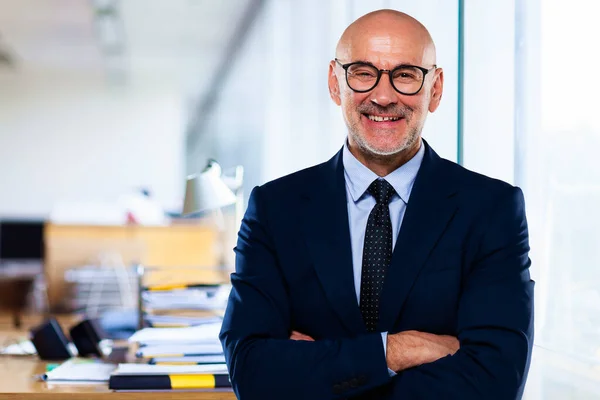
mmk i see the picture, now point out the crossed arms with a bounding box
[219,185,534,400]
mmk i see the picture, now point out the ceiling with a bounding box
[0,0,252,83]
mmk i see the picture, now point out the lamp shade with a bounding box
[182,160,237,215]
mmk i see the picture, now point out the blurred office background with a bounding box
[0,0,598,398]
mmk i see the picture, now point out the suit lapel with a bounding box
[300,149,366,334]
[377,142,459,332]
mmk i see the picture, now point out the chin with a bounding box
[359,139,408,157]
[348,124,417,157]
[368,145,407,157]
[364,135,410,155]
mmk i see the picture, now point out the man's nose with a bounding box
[370,75,398,108]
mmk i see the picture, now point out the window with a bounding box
[517,0,600,397]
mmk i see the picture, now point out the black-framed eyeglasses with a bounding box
[335,58,436,95]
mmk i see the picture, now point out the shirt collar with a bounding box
[342,138,425,204]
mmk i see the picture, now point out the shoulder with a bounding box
[435,157,525,216]
[441,158,515,193]
[244,160,332,228]
[252,158,333,201]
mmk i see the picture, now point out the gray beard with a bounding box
[348,123,421,158]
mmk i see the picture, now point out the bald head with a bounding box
[336,9,436,67]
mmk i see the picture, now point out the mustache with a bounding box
[358,104,413,118]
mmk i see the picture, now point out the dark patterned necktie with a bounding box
[360,179,396,332]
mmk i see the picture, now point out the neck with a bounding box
[348,138,422,177]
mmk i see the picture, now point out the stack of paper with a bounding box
[115,363,228,374]
[136,343,224,359]
[141,285,231,310]
[136,278,230,373]
[144,314,223,328]
[149,355,226,365]
[129,323,222,345]
[129,323,226,365]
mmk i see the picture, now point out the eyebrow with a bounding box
[346,59,420,69]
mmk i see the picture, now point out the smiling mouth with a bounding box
[364,114,402,122]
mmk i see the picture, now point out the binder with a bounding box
[144,283,221,292]
[136,343,224,359]
[144,314,222,328]
[149,355,226,365]
[109,373,231,390]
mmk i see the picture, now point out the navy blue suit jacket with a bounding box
[220,141,534,399]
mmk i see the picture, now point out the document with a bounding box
[44,359,116,383]
[150,355,226,364]
[144,315,222,327]
[1,340,36,355]
[115,363,228,375]
[142,286,231,310]
[128,323,222,345]
[136,343,224,358]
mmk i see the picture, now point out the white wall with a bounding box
[0,68,185,218]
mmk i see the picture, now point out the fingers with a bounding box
[448,337,460,354]
[289,331,315,341]
[438,335,460,355]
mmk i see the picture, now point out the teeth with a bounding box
[367,115,400,122]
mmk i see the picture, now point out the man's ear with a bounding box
[328,61,342,106]
[428,68,444,113]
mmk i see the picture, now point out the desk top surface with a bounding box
[0,314,236,399]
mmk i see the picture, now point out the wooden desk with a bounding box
[0,315,236,399]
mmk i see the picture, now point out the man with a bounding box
[220,9,534,400]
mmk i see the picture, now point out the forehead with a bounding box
[340,30,430,67]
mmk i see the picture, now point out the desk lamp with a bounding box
[183,160,237,216]
[183,160,237,271]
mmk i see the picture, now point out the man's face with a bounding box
[329,31,442,157]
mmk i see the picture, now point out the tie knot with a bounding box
[367,179,396,205]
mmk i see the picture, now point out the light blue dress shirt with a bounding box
[342,139,425,374]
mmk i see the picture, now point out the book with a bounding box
[109,373,231,390]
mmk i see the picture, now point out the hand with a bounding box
[386,331,459,372]
[290,331,315,341]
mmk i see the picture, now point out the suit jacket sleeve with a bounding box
[381,186,535,400]
[219,186,392,400]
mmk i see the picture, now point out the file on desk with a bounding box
[149,355,226,365]
[136,343,224,359]
[109,373,231,390]
[144,314,222,328]
[44,358,116,384]
[128,323,222,345]
[116,363,228,374]
[110,362,230,391]
[142,286,230,310]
